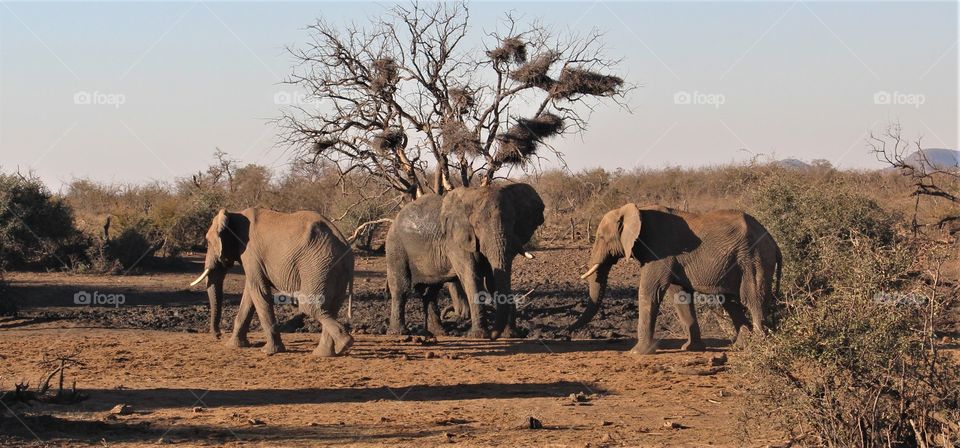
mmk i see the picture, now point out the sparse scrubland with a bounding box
[1,156,958,446]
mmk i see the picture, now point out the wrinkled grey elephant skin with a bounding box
[190,208,355,357]
[573,204,782,355]
[385,183,544,340]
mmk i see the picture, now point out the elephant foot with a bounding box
[425,321,446,337]
[731,328,754,348]
[386,325,409,336]
[682,339,706,352]
[261,341,286,355]
[498,325,525,339]
[440,305,458,321]
[211,330,221,340]
[313,332,354,357]
[465,327,489,339]
[629,340,659,355]
[225,335,251,348]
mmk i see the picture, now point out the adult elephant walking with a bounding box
[386,183,544,339]
[572,204,781,354]
[189,208,354,357]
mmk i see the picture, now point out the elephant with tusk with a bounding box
[572,204,782,355]
[386,183,544,339]
[190,208,355,357]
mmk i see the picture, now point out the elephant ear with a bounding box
[441,198,478,253]
[618,203,641,259]
[212,209,230,258]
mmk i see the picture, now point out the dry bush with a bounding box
[739,178,959,447]
[0,172,87,270]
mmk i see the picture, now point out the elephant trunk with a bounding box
[484,229,515,340]
[570,262,612,330]
[205,268,227,338]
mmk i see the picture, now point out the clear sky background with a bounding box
[1,1,957,190]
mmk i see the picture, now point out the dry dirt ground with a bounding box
[0,240,803,446]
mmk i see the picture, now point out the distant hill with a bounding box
[775,158,812,170]
[901,148,960,171]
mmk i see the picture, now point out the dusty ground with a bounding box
[0,240,817,446]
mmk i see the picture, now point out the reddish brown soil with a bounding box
[0,240,783,447]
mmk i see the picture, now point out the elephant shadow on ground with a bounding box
[438,337,734,357]
[75,381,603,412]
[0,414,446,445]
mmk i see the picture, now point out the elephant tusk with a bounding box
[580,264,601,279]
[189,269,211,287]
[523,251,535,259]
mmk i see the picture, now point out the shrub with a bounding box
[750,176,904,301]
[741,178,959,447]
[0,265,12,316]
[0,172,86,269]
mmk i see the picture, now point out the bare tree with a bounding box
[277,2,628,200]
[869,122,960,233]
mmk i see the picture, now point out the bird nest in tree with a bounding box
[494,113,564,164]
[313,139,338,153]
[440,121,481,156]
[549,67,623,99]
[487,36,527,64]
[370,58,400,94]
[510,52,558,90]
[448,88,476,115]
[372,128,407,154]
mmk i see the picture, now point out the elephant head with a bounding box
[442,184,543,338]
[570,203,641,330]
[189,209,249,337]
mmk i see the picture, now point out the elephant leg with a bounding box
[386,262,411,335]
[246,282,284,355]
[446,281,470,321]
[421,284,445,337]
[740,266,767,335]
[490,260,522,340]
[458,271,489,339]
[669,285,705,351]
[631,271,667,355]
[226,287,255,348]
[721,297,750,345]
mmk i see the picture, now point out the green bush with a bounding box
[750,176,904,300]
[0,172,86,269]
[741,178,959,447]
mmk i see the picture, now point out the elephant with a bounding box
[572,204,781,354]
[189,208,355,357]
[385,183,544,339]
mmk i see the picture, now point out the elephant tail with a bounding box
[347,275,354,321]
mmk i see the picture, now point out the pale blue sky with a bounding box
[0,1,956,190]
